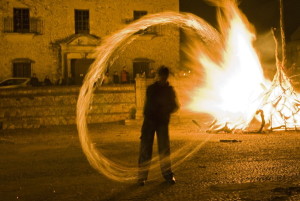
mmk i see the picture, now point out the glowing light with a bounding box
[260,69,300,130]
[187,0,268,131]
[76,0,300,182]
[186,0,300,132]
[77,12,219,182]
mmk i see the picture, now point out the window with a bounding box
[13,60,31,78]
[75,10,89,34]
[134,11,147,20]
[4,9,42,34]
[13,8,30,33]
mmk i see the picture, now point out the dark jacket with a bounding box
[143,81,179,124]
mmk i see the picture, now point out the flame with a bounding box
[75,0,299,183]
[187,0,269,130]
[186,0,300,132]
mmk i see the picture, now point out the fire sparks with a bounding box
[77,11,220,181]
[187,0,269,131]
[76,0,299,182]
[186,0,300,132]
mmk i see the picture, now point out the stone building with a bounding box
[0,0,179,84]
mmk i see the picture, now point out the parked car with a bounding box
[0,78,31,89]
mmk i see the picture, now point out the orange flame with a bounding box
[187,0,270,130]
[186,0,300,132]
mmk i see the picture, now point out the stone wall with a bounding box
[0,76,196,129]
[0,85,136,129]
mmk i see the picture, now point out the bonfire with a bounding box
[75,0,299,181]
[188,0,299,133]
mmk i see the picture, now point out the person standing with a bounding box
[44,75,52,86]
[138,66,179,186]
[30,73,39,87]
[120,66,129,84]
[113,71,119,84]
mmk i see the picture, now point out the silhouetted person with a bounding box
[113,71,119,84]
[30,73,39,87]
[120,66,129,84]
[44,76,52,86]
[138,66,179,186]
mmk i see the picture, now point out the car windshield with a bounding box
[0,79,27,86]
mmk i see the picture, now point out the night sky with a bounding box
[179,0,300,41]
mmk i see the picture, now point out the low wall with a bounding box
[0,85,136,129]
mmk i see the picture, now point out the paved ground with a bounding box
[1,114,300,201]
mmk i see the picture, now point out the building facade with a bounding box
[0,0,179,84]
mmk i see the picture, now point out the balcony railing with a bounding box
[3,17,43,34]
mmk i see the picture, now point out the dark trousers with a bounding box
[138,118,173,180]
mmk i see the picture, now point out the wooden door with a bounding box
[71,59,94,85]
[133,62,150,79]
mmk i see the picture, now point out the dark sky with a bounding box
[179,0,300,40]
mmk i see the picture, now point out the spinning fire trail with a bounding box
[76,0,300,182]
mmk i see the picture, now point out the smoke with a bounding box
[254,31,277,80]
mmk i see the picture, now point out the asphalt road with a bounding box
[1,115,300,201]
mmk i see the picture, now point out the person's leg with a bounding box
[138,119,155,183]
[156,124,174,182]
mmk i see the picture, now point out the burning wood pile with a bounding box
[257,26,300,132]
[187,0,299,133]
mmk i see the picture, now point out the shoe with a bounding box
[137,179,146,186]
[166,176,176,184]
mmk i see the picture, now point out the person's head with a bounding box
[32,73,36,77]
[157,65,169,84]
